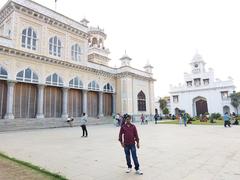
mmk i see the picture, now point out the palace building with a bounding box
[0,0,155,121]
[169,53,235,116]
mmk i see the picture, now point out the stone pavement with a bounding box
[0,123,240,180]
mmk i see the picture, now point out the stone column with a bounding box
[112,93,116,116]
[36,85,45,118]
[61,87,69,118]
[98,92,103,117]
[4,81,15,119]
[82,90,88,115]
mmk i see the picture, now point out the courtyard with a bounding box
[0,123,240,180]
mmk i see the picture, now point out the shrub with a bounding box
[210,113,222,120]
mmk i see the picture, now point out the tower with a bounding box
[190,53,206,74]
[88,26,110,66]
[119,51,132,67]
[144,61,153,74]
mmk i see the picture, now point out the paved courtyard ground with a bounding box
[0,123,240,180]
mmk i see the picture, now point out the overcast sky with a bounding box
[2,0,240,98]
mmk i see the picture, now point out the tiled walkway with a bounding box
[0,123,240,180]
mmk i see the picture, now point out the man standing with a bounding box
[224,112,231,127]
[183,112,187,127]
[80,113,88,137]
[119,115,143,175]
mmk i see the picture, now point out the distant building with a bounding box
[169,53,235,116]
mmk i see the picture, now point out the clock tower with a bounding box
[190,53,206,74]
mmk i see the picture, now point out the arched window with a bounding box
[69,77,83,89]
[16,68,38,83]
[88,80,99,91]
[46,73,63,86]
[137,91,146,111]
[49,36,61,57]
[21,27,37,50]
[103,83,113,92]
[0,66,7,79]
[71,44,81,61]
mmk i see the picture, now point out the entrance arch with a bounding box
[193,96,208,116]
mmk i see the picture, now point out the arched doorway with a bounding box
[223,106,230,114]
[193,97,208,116]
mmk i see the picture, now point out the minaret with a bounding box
[144,61,153,73]
[88,26,110,66]
[119,51,132,67]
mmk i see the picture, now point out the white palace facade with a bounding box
[0,0,155,120]
[169,53,235,117]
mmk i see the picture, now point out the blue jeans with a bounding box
[124,144,140,170]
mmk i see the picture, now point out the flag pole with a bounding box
[55,0,57,11]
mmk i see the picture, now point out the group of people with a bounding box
[223,112,239,127]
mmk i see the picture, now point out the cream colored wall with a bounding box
[0,54,115,90]
[132,78,151,115]
[12,11,88,64]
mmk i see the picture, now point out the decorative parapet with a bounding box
[88,27,106,38]
[88,46,110,56]
[3,0,89,39]
[170,80,235,93]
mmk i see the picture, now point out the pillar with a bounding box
[112,93,116,116]
[36,85,44,118]
[4,81,15,119]
[98,92,103,117]
[82,90,88,115]
[61,87,69,118]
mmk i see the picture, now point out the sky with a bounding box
[1,0,240,98]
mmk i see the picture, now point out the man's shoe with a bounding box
[136,169,143,175]
[126,168,132,173]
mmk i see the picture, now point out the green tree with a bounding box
[163,107,169,116]
[159,98,167,111]
[230,92,240,114]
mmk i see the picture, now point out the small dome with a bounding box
[192,53,204,62]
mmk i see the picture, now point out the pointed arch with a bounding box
[21,27,37,50]
[137,90,146,111]
[103,83,113,93]
[46,73,63,86]
[69,76,83,89]
[88,80,99,91]
[16,68,38,83]
[0,66,8,79]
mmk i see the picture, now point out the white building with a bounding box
[169,53,235,116]
[0,0,155,121]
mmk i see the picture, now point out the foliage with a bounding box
[162,107,169,115]
[210,113,222,120]
[159,98,167,111]
[230,92,240,114]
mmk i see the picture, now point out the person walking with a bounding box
[154,113,159,124]
[140,114,145,125]
[119,115,143,175]
[80,113,88,137]
[183,112,187,127]
[223,112,231,127]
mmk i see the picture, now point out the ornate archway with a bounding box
[193,97,208,116]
